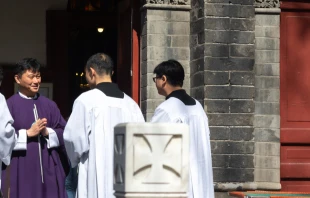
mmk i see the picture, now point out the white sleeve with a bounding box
[44,127,60,148]
[150,107,171,123]
[64,99,91,167]
[0,95,16,165]
[13,130,27,151]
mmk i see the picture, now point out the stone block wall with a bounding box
[254,9,281,189]
[201,0,256,189]
[140,5,191,121]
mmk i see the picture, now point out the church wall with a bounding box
[140,3,191,121]
[0,0,67,65]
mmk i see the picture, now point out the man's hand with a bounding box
[41,128,49,137]
[27,118,47,137]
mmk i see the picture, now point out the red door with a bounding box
[280,0,310,191]
[117,0,140,103]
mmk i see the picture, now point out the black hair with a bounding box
[14,58,42,76]
[153,59,184,87]
[0,66,3,83]
[85,53,114,76]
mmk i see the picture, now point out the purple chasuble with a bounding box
[1,93,69,198]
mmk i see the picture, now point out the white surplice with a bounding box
[151,97,214,198]
[0,93,16,188]
[64,89,145,198]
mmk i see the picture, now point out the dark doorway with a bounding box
[68,26,118,107]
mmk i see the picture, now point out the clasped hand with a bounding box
[27,118,49,137]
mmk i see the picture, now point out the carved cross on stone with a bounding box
[133,135,182,184]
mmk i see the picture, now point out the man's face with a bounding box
[154,75,165,96]
[15,70,41,95]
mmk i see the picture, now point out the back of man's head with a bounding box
[0,66,3,86]
[153,59,184,87]
[86,53,114,76]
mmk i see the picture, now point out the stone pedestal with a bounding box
[114,123,189,198]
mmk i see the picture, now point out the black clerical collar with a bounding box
[166,89,196,106]
[95,82,124,98]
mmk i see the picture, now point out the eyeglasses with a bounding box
[152,77,160,83]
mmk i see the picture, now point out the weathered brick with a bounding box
[147,35,171,47]
[190,86,204,100]
[255,14,280,26]
[205,86,255,99]
[230,155,254,168]
[168,22,190,35]
[230,127,254,141]
[254,128,280,142]
[255,76,279,89]
[190,58,204,75]
[213,168,254,182]
[211,141,254,154]
[205,43,229,57]
[191,71,204,87]
[254,115,280,128]
[255,102,279,115]
[212,154,230,168]
[191,44,204,60]
[208,113,253,126]
[147,47,168,60]
[205,4,230,17]
[255,156,280,169]
[255,50,279,63]
[205,99,230,113]
[255,26,280,38]
[171,35,189,47]
[230,44,255,58]
[231,100,254,113]
[230,71,255,85]
[170,10,190,22]
[141,99,165,113]
[167,48,190,60]
[255,142,280,156]
[147,21,168,34]
[197,31,205,44]
[190,34,198,48]
[204,57,254,71]
[231,18,255,31]
[210,127,230,140]
[254,169,280,183]
[255,89,279,102]
[205,17,230,30]
[255,63,279,76]
[205,30,230,43]
[255,37,279,50]
[229,5,255,18]
[230,31,255,44]
[191,18,204,34]
[204,71,229,85]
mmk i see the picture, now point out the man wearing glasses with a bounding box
[151,60,214,198]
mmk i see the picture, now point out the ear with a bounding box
[14,75,21,84]
[162,75,167,83]
[89,67,96,77]
[112,70,114,75]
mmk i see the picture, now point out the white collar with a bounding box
[18,92,38,100]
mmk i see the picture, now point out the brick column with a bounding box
[202,0,256,193]
[140,3,191,121]
[254,8,281,190]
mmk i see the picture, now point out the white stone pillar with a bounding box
[114,123,189,198]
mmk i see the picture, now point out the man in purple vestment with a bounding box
[1,58,69,198]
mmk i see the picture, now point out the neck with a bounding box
[164,86,182,97]
[95,76,112,85]
[19,88,36,98]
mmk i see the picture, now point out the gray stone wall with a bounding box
[202,1,256,189]
[140,5,191,121]
[254,9,281,189]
